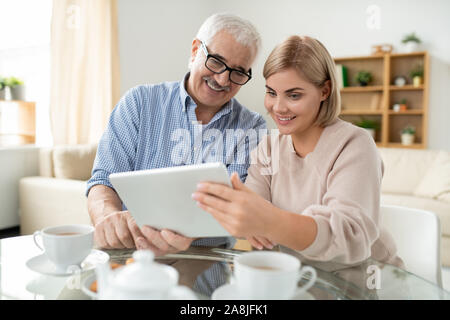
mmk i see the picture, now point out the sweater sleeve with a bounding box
[298,131,384,265]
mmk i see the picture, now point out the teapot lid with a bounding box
[113,250,178,291]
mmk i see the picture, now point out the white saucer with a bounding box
[81,273,98,299]
[26,249,109,277]
[211,283,315,300]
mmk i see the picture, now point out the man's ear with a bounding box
[190,38,201,63]
[321,80,331,101]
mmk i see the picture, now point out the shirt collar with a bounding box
[179,72,234,117]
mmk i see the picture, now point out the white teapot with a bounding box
[95,250,197,300]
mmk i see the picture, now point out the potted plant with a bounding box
[355,70,372,87]
[0,76,5,100]
[392,98,407,112]
[401,125,416,145]
[355,117,379,140]
[402,32,421,53]
[399,98,407,111]
[409,64,424,87]
[5,76,25,101]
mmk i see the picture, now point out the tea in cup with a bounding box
[33,224,95,272]
[233,251,317,299]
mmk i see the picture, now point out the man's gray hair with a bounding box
[189,13,261,68]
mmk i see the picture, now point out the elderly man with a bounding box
[86,13,266,255]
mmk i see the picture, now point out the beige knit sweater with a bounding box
[245,119,404,268]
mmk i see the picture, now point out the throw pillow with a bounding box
[53,144,98,180]
[413,151,450,199]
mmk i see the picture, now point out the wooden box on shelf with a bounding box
[334,51,429,149]
[0,100,36,146]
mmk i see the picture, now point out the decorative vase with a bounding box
[413,76,422,87]
[405,41,419,53]
[9,85,25,101]
[359,81,368,87]
[401,133,415,146]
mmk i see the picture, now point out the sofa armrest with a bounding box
[39,148,54,177]
[19,177,92,235]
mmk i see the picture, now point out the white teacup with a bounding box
[233,251,317,300]
[33,224,95,272]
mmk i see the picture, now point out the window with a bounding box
[0,0,53,145]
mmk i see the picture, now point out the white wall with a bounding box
[0,146,39,229]
[118,0,450,151]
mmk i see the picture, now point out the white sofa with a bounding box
[19,144,96,235]
[378,147,450,267]
[19,145,450,266]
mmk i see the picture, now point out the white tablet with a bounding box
[109,162,232,238]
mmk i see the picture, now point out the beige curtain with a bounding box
[50,0,120,145]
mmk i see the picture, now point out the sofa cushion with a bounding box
[19,176,91,235]
[438,192,450,204]
[413,151,450,200]
[52,144,97,180]
[381,193,450,237]
[378,148,440,195]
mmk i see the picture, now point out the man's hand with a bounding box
[88,184,195,254]
[136,226,196,256]
[94,210,143,249]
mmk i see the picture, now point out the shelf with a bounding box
[0,101,36,146]
[341,86,384,93]
[341,110,382,115]
[386,143,424,149]
[389,85,424,91]
[335,54,384,62]
[0,132,36,137]
[390,51,427,58]
[0,99,34,103]
[333,51,428,149]
[388,110,423,115]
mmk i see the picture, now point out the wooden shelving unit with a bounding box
[0,100,36,146]
[335,51,429,148]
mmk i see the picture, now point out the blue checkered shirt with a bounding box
[86,73,266,248]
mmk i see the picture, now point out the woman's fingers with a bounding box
[247,236,264,250]
[247,236,276,250]
[230,172,249,191]
[254,236,276,249]
[196,182,238,201]
[192,192,230,213]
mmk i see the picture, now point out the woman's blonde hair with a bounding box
[263,35,341,127]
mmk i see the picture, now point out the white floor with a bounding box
[442,267,450,291]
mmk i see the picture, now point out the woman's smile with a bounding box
[274,114,297,125]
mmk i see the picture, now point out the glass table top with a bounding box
[1,235,449,300]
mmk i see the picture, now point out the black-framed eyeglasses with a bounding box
[200,41,252,85]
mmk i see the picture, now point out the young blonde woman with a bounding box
[192,35,403,267]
